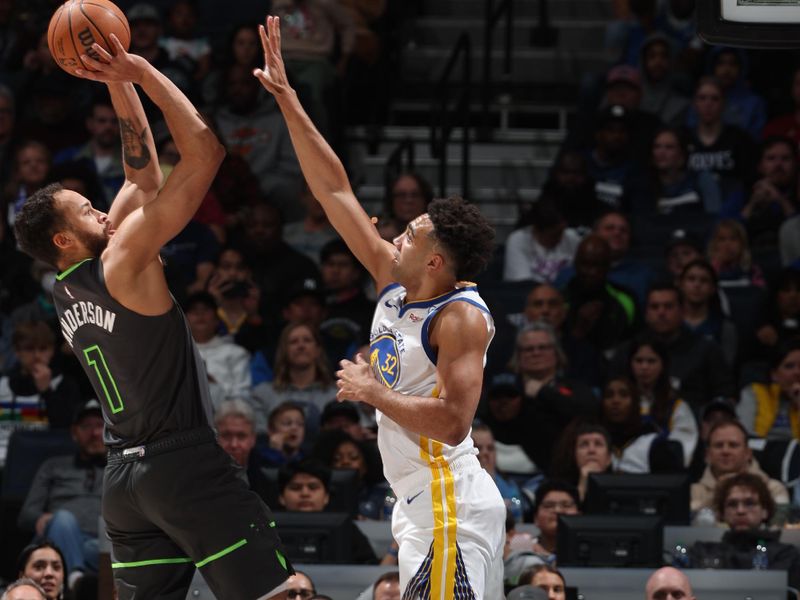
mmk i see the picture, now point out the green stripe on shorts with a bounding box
[195,538,248,568]
[111,557,193,569]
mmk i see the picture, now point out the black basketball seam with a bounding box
[48,5,65,59]
[81,1,131,38]
[79,0,114,51]
[66,2,90,71]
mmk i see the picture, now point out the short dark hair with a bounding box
[427,196,495,281]
[714,472,775,522]
[278,459,331,493]
[16,540,66,577]
[12,320,55,350]
[533,479,580,515]
[707,418,749,445]
[769,338,800,370]
[373,571,399,594]
[13,183,67,268]
[182,291,217,313]
[646,281,683,306]
[518,564,566,588]
[320,238,356,265]
[761,135,798,161]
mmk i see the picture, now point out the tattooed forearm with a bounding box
[119,118,152,170]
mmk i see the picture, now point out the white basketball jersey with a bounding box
[369,282,495,486]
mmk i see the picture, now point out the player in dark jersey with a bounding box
[13,36,291,600]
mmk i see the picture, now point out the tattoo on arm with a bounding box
[119,118,152,170]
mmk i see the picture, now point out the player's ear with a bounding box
[53,231,73,250]
[427,253,444,272]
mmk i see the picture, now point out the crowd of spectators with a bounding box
[1,0,800,597]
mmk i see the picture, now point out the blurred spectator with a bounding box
[585,105,641,209]
[231,202,320,321]
[753,269,800,358]
[213,65,303,218]
[283,183,338,265]
[628,334,699,467]
[7,261,60,337]
[472,422,529,521]
[664,229,703,281]
[2,578,47,600]
[184,292,251,403]
[639,33,689,127]
[311,427,388,520]
[530,480,580,565]
[609,283,736,412]
[686,77,756,203]
[551,420,613,500]
[4,140,51,229]
[274,571,316,600]
[371,571,400,600]
[508,322,598,473]
[539,150,604,231]
[385,172,432,230]
[677,259,738,364]
[740,136,799,249]
[202,22,263,108]
[0,0,25,73]
[48,160,107,215]
[160,218,219,304]
[762,64,800,149]
[645,567,696,600]
[0,320,83,466]
[14,542,65,600]
[560,234,638,352]
[208,147,263,227]
[628,126,720,217]
[204,247,266,353]
[600,376,682,473]
[518,564,567,600]
[160,0,212,87]
[689,398,738,481]
[52,95,122,211]
[319,400,368,440]
[0,83,19,183]
[708,219,765,288]
[690,473,800,587]
[738,339,800,440]
[319,238,373,351]
[690,47,766,140]
[18,400,104,584]
[276,459,378,563]
[251,322,336,434]
[691,419,788,513]
[0,213,37,344]
[260,401,306,467]
[271,0,355,139]
[504,196,581,283]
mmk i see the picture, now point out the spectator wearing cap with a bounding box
[503,194,581,284]
[691,419,788,513]
[17,400,105,583]
[559,234,639,353]
[276,459,378,563]
[472,422,530,521]
[686,77,757,205]
[311,426,388,520]
[690,473,800,588]
[639,33,690,127]
[738,340,800,441]
[664,229,703,281]
[0,319,85,467]
[627,126,721,218]
[608,283,735,413]
[319,238,374,351]
[184,292,252,406]
[283,183,338,265]
[251,322,336,436]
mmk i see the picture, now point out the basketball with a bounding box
[47,0,131,75]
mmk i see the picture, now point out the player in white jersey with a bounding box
[253,16,507,599]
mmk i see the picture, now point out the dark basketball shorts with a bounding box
[103,427,292,600]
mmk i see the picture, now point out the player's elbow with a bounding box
[440,417,471,447]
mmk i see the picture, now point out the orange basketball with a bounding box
[47,0,131,75]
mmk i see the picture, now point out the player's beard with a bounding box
[76,227,109,257]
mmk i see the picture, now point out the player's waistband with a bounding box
[390,453,481,498]
[106,426,216,465]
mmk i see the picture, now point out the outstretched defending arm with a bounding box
[105,81,161,228]
[253,16,395,290]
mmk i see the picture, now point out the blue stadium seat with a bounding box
[1,429,76,504]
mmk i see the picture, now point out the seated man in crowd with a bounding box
[276,459,377,564]
[1,578,47,600]
[691,419,788,514]
[645,567,696,600]
[371,571,400,600]
[690,473,800,589]
[275,571,316,600]
[17,400,105,589]
[530,480,581,565]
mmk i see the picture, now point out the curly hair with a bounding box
[427,196,495,281]
[13,183,66,269]
[713,471,775,524]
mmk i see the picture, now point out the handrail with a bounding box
[481,0,513,139]
[384,137,416,198]
[430,32,471,198]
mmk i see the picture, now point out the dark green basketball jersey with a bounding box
[53,258,213,447]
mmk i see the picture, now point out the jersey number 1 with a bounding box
[84,345,124,414]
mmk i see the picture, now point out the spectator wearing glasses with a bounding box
[385,171,433,231]
[17,400,105,590]
[689,473,800,588]
[530,480,581,565]
[277,571,316,600]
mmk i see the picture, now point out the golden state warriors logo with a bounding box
[370,334,401,388]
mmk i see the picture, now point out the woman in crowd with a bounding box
[753,268,800,359]
[251,322,337,436]
[677,259,738,364]
[551,420,613,501]
[203,22,263,107]
[628,335,699,467]
[16,541,67,600]
[384,171,433,230]
[600,376,683,473]
[707,218,765,288]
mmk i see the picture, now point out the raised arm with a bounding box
[105,81,161,228]
[77,36,224,281]
[253,16,394,290]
